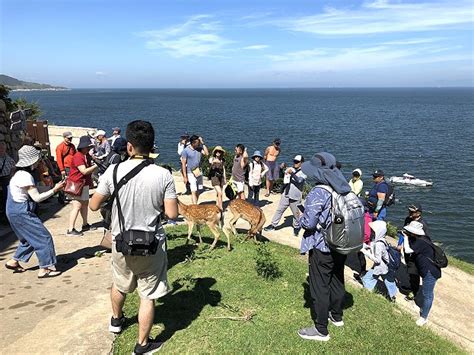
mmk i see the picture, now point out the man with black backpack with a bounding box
[368,169,394,220]
[90,120,178,354]
[264,155,305,236]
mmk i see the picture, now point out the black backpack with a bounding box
[419,237,448,269]
[383,181,395,207]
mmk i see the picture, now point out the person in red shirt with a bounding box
[66,136,98,236]
[55,131,77,177]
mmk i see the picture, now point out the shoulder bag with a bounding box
[113,159,159,256]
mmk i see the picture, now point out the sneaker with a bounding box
[297,326,330,341]
[133,339,164,354]
[416,317,428,327]
[167,220,177,225]
[66,229,83,237]
[109,314,125,333]
[293,227,301,237]
[264,225,275,232]
[328,312,344,327]
[81,224,96,232]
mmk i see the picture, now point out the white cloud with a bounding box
[138,15,232,57]
[242,44,269,50]
[95,71,107,76]
[381,38,446,45]
[276,0,473,35]
[267,44,470,72]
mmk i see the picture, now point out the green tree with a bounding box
[12,97,42,120]
[0,84,15,111]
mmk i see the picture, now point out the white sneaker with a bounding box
[416,317,428,326]
[328,311,344,327]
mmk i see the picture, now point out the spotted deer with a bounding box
[177,199,229,250]
[223,199,266,242]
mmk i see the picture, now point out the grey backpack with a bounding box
[319,185,365,254]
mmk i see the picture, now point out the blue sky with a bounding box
[1,0,472,88]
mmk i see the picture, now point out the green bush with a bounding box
[255,243,282,280]
[386,222,399,238]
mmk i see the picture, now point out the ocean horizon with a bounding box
[11,88,474,262]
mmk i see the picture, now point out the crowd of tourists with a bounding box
[0,122,445,352]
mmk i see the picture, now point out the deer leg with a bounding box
[186,221,194,244]
[208,222,221,250]
[229,214,239,236]
[255,212,266,242]
[222,226,232,251]
[196,224,203,244]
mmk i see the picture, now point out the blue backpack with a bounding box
[379,240,401,271]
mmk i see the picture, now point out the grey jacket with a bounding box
[285,168,306,201]
[366,221,389,275]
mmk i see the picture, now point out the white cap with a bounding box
[293,155,303,162]
[352,168,362,177]
[403,221,426,236]
[95,129,106,137]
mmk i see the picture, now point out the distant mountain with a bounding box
[0,74,68,90]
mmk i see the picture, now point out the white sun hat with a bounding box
[16,145,41,167]
[403,221,426,236]
[94,129,106,138]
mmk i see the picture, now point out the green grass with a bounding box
[113,225,465,354]
[448,256,474,275]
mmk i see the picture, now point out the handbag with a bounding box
[64,179,85,196]
[113,160,159,256]
[192,166,202,178]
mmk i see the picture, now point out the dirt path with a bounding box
[0,201,113,354]
[0,173,472,353]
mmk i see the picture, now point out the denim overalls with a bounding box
[6,185,57,268]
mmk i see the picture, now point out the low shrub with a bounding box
[255,243,282,280]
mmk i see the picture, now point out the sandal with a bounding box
[5,263,26,273]
[38,270,62,279]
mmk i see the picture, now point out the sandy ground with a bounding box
[0,172,472,354]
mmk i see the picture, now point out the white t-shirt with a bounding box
[9,170,35,202]
[96,160,177,239]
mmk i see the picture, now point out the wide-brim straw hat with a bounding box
[16,145,41,167]
[213,146,226,155]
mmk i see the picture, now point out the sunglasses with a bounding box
[293,160,301,164]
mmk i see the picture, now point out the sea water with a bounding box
[11,88,474,262]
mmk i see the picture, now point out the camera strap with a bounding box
[112,159,153,233]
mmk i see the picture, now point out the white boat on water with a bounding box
[390,173,433,187]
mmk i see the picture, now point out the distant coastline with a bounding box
[10,88,71,92]
[0,74,68,91]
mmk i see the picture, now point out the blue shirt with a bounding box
[299,187,332,254]
[181,146,202,173]
[368,180,389,208]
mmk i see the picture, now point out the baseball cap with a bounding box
[408,203,422,213]
[62,131,73,138]
[293,155,304,162]
[372,169,384,177]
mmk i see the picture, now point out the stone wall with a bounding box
[0,99,24,161]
